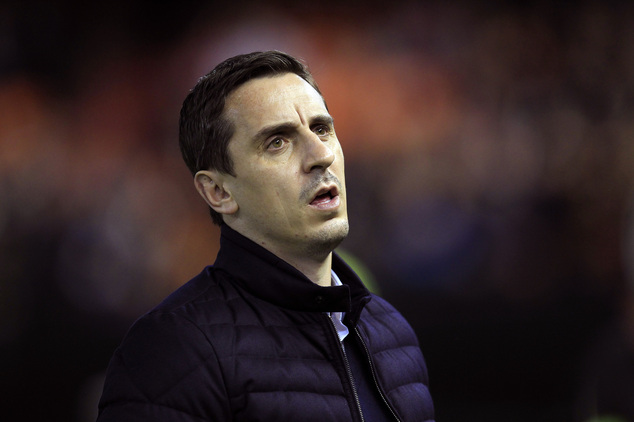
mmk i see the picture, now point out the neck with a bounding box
[226,222,338,287]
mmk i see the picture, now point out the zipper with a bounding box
[354,327,403,422]
[327,314,365,422]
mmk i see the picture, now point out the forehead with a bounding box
[223,73,327,130]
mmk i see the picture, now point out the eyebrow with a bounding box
[312,114,335,127]
[253,122,298,143]
[252,114,334,144]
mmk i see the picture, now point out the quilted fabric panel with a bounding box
[356,296,435,421]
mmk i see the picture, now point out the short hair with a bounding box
[179,51,324,225]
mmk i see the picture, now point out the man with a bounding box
[97,51,435,421]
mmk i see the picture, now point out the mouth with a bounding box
[309,185,340,210]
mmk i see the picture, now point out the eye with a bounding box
[313,125,330,137]
[267,137,285,150]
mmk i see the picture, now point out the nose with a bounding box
[302,131,335,173]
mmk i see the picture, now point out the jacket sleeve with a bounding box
[97,311,231,422]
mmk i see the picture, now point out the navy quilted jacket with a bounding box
[97,225,435,421]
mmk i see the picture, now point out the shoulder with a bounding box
[361,294,421,347]
[151,266,226,312]
[98,267,235,419]
[359,294,435,421]
[113,307,219,395]
[358,293,430,384]
[143,265,246,328]
[119,265,247,356]
[108,267,231,396]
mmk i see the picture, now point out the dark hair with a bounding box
[179,51,323,225]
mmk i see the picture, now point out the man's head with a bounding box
[179,51,323,225]
[179,51,348,262]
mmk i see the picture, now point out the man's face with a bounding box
[221,73,348,260]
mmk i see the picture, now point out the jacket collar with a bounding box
[213,224,371,324]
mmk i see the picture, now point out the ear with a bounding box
[194,170,238,216]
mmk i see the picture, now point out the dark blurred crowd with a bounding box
[1,1,633,421]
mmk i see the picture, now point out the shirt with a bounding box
[330,270,350,342]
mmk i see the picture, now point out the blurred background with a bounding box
[1,0,634,421]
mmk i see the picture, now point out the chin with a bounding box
[306,219,349,258]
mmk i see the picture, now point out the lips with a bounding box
[309,185,340,209]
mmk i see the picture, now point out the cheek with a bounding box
[333,153,346,177]
[334,144,345,168]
